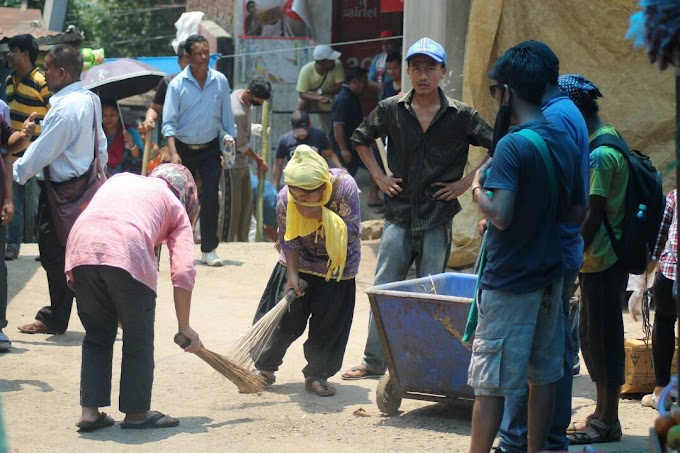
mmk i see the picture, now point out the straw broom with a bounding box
[174,332,266,394]
[228,279,309,367]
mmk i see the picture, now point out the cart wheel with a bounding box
[376,373,402,416]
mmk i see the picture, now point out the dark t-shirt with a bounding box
[0,115,13,148]
[381,82,399,100]
[152,74,177,106]
[481,121,582,294]
[275,128,331,161]
[0,116,11,203]
[329,85,363,152]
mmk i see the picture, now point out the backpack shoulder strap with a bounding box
[589,132,627,259]
[589,132,629,154]
[516,128,559,216]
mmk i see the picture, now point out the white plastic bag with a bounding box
[628,272,654,322]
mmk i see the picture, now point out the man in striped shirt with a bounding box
[342,37,493,380]
[5,34,51,261]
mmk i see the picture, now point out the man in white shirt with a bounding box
[13,44,107,335]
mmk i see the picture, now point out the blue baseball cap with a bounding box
[406,38,447,65]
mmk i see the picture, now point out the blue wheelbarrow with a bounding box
[366,272,477,415]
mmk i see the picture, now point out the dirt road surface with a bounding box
[1,241,654,452]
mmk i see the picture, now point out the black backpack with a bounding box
[589,133,664,275]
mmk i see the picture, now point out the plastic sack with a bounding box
[220,130,236,169]
[628,272,654,321]
[628,287,644,322]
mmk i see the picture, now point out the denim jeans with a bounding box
[361,220,452,374]
[7,178,38,251]
[497,268,579,452]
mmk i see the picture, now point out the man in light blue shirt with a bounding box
[162,34,235,267]
[13,44,107,335]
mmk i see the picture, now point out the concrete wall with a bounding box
[402,0,470,99]
[187,0,236,33]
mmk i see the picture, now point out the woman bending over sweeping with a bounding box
[253,145,361,396]
[66,164,203,431]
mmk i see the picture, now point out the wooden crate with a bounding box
[623,338,679,395]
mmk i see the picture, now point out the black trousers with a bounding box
[579,261,628,387]
[254,263,356,379]
[34,187,75,332]
[74,265,156,414]
[653,271,676,387]
[176,142,221,252]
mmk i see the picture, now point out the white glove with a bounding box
[250,124,270,138]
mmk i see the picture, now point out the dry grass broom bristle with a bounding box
[228,280,309,368]
[174,333,265,393]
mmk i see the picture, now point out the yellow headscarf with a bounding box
[283,145,348,281]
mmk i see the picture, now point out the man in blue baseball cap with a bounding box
[341,37,493,381]
[405,37,447,64]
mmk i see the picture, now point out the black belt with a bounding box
[176,138,218,150]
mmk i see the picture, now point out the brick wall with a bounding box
[186,0,235,33]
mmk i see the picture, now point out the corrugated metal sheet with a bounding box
[0,7,83,49]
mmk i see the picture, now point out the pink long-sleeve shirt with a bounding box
[65,173,196,293]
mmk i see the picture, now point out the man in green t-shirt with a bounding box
[559,74,628,446]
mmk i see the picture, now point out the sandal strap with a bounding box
[587,418,611,434]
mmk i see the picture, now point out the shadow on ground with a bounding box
[6,253,41,307]
[377,401,473,436]
[80,416,216,444]
[270,381,371,414]
[12,331,84,347]
[0,379,54,393]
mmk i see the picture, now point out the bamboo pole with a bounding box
[141,130,153,176]
[255,100,270,242]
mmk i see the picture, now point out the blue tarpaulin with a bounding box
[104,54,221,75]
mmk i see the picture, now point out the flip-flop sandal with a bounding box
[17,322,63,335]
[76,412,115,432]
[305,377,336,397]
[341,366,384,380]
[567,419,622,445]
[120,411,179,429]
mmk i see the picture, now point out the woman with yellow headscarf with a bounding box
[252,145,361,397]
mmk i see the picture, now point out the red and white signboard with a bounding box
[381,0,404,13]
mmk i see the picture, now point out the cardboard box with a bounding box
[622,338,678,395]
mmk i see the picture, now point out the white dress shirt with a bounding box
[13,81,107,184]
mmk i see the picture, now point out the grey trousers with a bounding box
[74,265,156,413]
[362,221,452,373]
[225,167,253,242]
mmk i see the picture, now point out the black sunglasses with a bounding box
[489,84,506,98]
